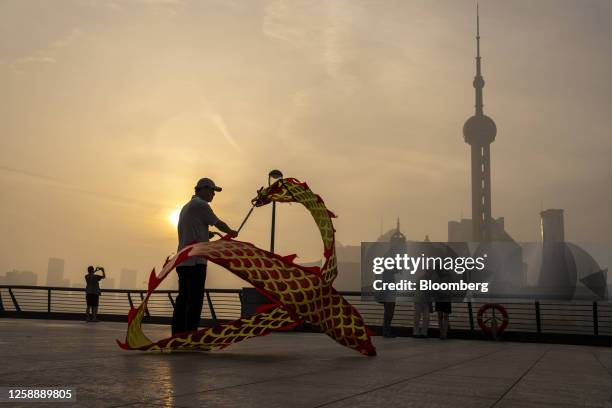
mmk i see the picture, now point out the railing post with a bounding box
[593,301,599,336]
[167,293,175,309]
[8,288,21,312]
[206,290,217,324]
[127,292,134,309]
[47,289,51,313]
[0,290,5,312]
[535,301,541,335]
[140,291,150,317]
[467,301,475,331]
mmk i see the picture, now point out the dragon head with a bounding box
[251,178,301,207]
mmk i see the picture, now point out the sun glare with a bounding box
[169,208,181,228]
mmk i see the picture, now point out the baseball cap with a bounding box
[195,178,222,192]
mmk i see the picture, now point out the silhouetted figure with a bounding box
[377,219,406,338]
[435,301,451,340]
[85,266,105,322]
[171,178,238,335]
[413,269,432,338]
[380,267,398,338]
[429,258,453,340]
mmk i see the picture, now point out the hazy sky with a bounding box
[1,0,611,288]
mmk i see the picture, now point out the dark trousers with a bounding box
[171,264,207,335]
[383,301,396,335]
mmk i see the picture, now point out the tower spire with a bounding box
[477,3,480,54]
[463,4,497,242]
[474,3,485,115]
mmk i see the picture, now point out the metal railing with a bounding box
[0,285,241,326]
[1,285,611,344]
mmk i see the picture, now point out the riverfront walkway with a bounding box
[1,318,611,407]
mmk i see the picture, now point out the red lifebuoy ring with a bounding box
[477,303,509,338]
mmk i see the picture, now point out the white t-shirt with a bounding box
[177,195,219,266]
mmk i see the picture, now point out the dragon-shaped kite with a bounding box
[117,178,376,356]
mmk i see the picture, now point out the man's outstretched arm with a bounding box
[214,220,238,237]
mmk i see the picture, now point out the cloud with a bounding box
[9,27,81,71]
[12,55,56,65]
[210,112,242,152]
[0,164,170,210]
[100,0,184,14]
[51,27,81,48]
[262,0,364,83]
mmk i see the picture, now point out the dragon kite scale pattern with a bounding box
[117,178,377,356]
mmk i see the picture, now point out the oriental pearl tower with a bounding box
[463,5,497,242]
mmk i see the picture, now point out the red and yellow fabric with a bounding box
[117,178,376,356]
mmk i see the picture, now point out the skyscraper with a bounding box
[462,5,497,242]
[540,209,565,243]
[46,257,65,286]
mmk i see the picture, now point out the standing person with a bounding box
[436,301,452,340]
[379,266,399,338]
[85,266,105,322]
[171,178,238,336]
[413,269,432,338]
[413,239,436,338]
[376,219,406,338]
[433,261,453,340]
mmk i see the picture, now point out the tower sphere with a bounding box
[473,76,485,88]
[463,114,496,145]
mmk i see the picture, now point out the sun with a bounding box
[169,208,181,228]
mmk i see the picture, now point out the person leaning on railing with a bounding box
[85,266,105,322]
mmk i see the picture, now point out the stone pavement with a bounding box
[0,318,611,407]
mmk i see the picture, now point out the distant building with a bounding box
[538,208,607,300]
[335,244,361,291]
[448,218,473,242]
[389,218,406,245]
[447,216,527,292]
[335,219,409,292]
[19,271,37,285]
[448,217,514,242]
[46,258,65,286]
[0,270,37,285]
[120,268,138,289]
[539,208,574,299]
[541,209,565,242]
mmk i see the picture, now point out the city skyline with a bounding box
[1,1,611,288]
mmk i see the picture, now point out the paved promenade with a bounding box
[0,318,611,407]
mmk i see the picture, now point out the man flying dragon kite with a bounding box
[117,178,377,356]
